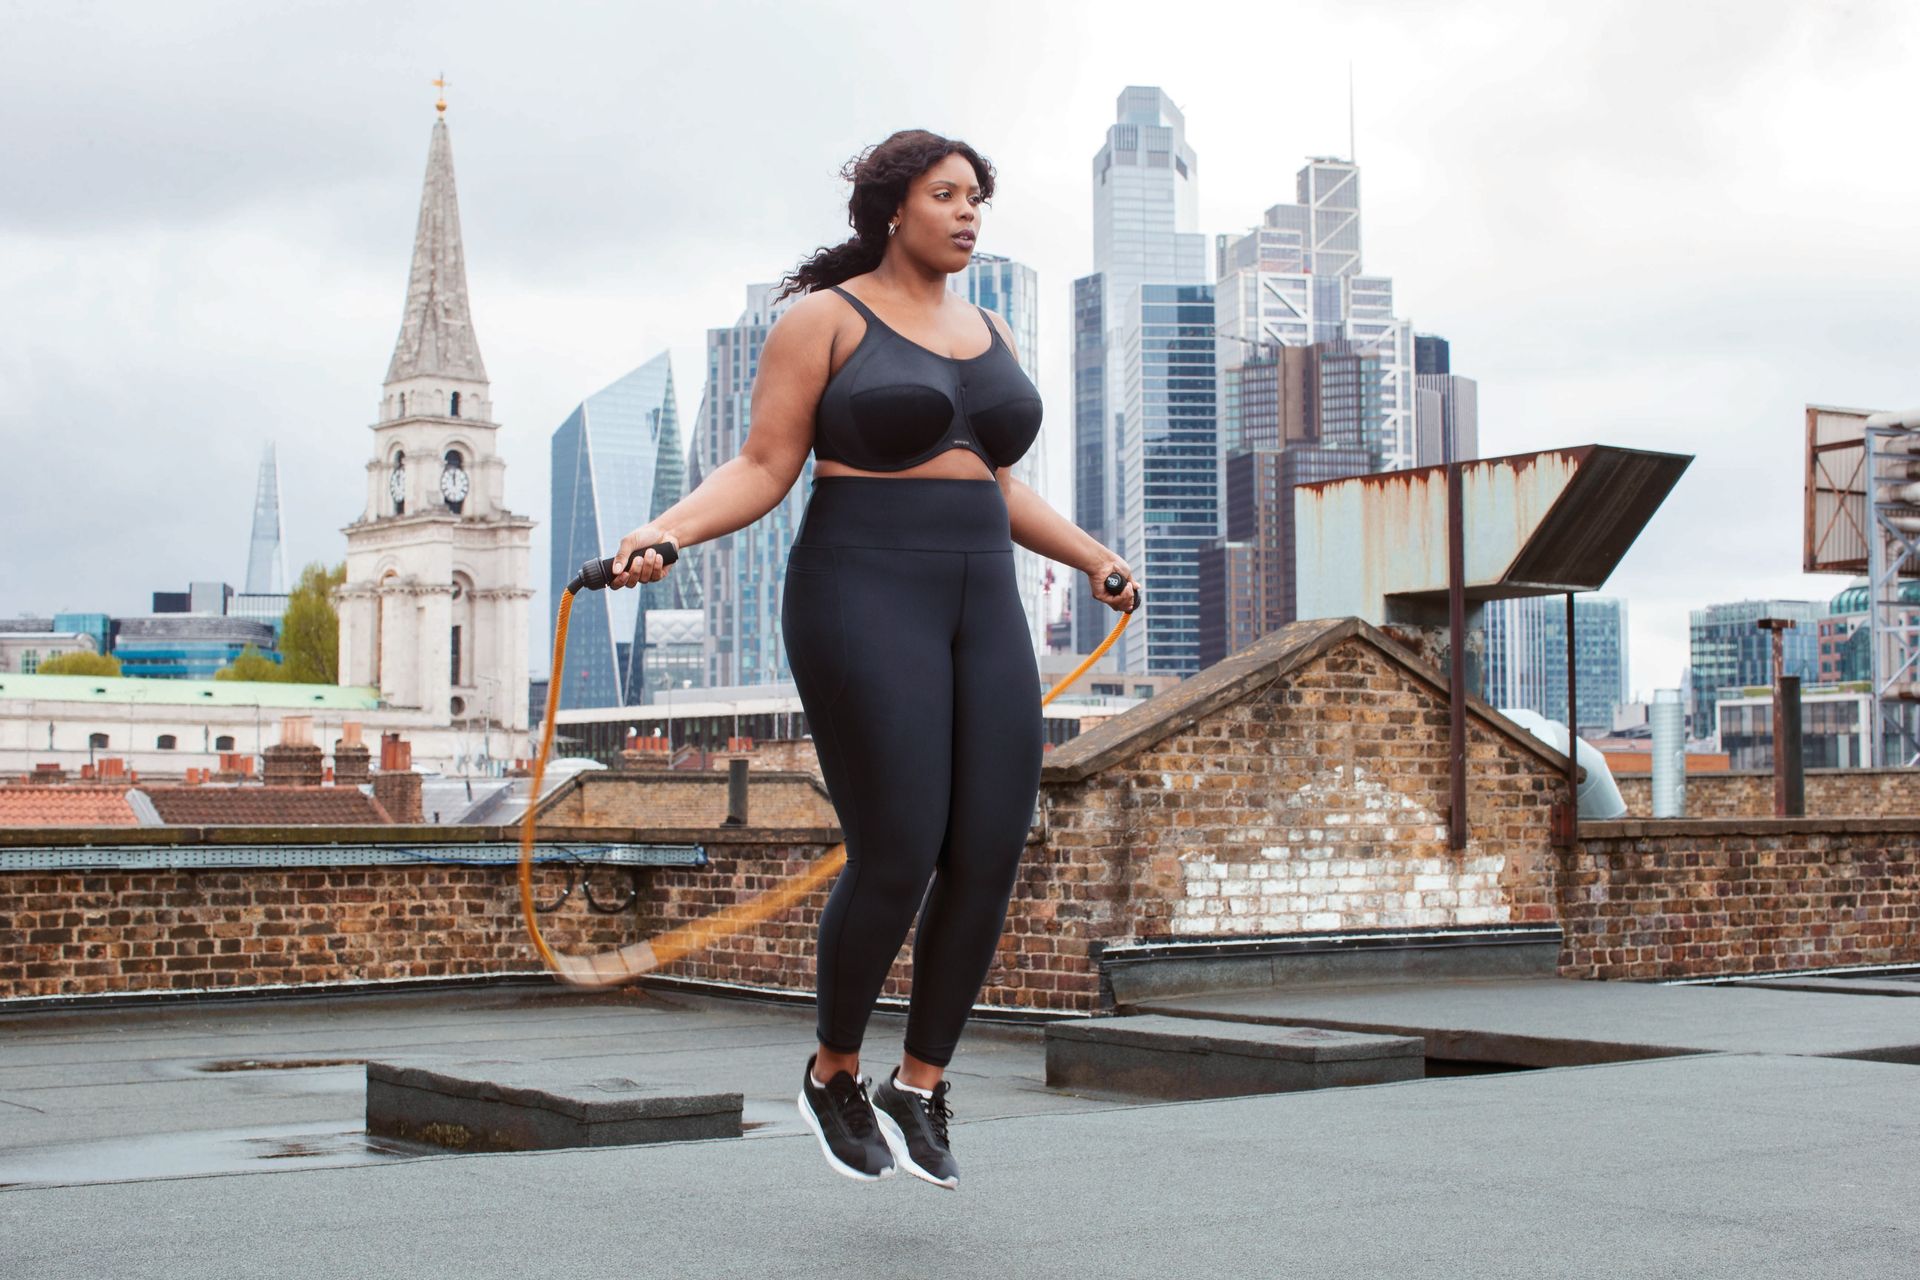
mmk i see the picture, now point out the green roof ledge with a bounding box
[0,673,380,710]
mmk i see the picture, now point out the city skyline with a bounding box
[3,0,1913,702]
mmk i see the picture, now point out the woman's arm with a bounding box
[980,308,1138,613]
[607,296,833,587]
[1000,469,1139,612]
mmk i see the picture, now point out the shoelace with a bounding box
[922,1085,953,1146]
[826,1074,876,1138]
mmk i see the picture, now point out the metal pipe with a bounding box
[1565,591,1579,845]
[1447,460,1466,850]
[724,757,748,827]
[1777,675,1804,817]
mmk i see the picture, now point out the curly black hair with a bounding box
[775,129,996,300]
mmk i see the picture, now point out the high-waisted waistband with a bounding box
[793,477,1010,552]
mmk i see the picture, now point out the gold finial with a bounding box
[433,72,448,114]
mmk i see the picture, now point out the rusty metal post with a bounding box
[1778,675,1805,816]
[1758,618,1797,817]
[724,757,749,827]
[1448,461,1467,850]
[1565,591,1579,845]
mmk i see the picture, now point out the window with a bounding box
[451,624,462,686]
[22,649,38,673]
[156,734,177,750]
[215,735,236,751]
[450,391,461,417]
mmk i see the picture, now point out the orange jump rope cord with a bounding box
[520,588,1134,988]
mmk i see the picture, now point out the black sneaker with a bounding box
[797,1054,895,1181]
[871,1068,959,1189]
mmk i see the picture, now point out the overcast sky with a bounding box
[2,0,1913,697]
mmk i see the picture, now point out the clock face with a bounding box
[440,463,470,505]
[387,462,406,509]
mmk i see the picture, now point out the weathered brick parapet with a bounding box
[1561,817,1920,980]
[1612,767,1920,820]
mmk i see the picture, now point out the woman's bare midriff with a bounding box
[813,453,995,482]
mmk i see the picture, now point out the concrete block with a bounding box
[366,1060,742,1152]
[1045,1014,1423,1100]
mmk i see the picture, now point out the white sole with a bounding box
[796,1086,895,1182]
[873,1101,959,1190]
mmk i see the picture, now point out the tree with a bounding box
[35,650,121,677]
[214,644,289,682]
[278,561,345,684]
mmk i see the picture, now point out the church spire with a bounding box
[384,113,488,387]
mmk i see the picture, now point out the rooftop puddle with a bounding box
[0,1121,422,1189]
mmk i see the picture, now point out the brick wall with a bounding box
[12,618,1920,1007]
[537,770,836,829]
[1,859,647,998]
[1613,767,1920,819]
[1561,818,1920,980]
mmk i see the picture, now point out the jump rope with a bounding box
[519,541,1139,988]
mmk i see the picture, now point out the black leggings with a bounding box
[781,477,1043,1069]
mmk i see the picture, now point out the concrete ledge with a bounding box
[1045,1013,1423,1099]
[1101,926,1563,1005]
[365,1060,742,1151]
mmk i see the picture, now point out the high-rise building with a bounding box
[689,282,808,687]
[1414,373,1479,467]
[953,252,1050,652]
[1687,599,1823,739]
[1114,283,1217,675]
[1482,595,1631,736]
[1214,157,1416,471]
[550,352,692,709]
[1197,439,1376,665]
[1072,86,1210,654]
[337,108,535,735]
[245,443,288,596]
[1415,333,1450,375]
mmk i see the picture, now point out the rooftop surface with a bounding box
[1,981,1915,1276]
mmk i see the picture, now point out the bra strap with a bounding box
[827,284,883,327]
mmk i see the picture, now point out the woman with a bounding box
[608,130,1138,1189]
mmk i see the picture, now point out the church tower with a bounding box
[337,103,534,741]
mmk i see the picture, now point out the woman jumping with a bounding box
[606,129,1138,1188]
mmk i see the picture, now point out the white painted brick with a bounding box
[1303,912,1343,930]
[1412,874,1452,891]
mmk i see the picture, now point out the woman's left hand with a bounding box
[1085,552,1141,613]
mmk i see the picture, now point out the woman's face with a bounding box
[894,152,988,268]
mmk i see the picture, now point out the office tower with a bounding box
[689,282,808,687]
[1214,157,1416,471]
[1482,596,1632,735]
[550,351,691,709]
[1072,86,1210,654]
[245,443,288,595]
[1415,373,1479,467]
[1197,439,1375,666]
[337,107,535,735]
[1415,333,1450,375]
[1687,599,1823,739]
[953,252,1050,653]
[1113,283,1218,674]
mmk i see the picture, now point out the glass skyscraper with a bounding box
[1482,595,1632,736]
[953,252,1049,653]
[1073,86,1210,655]
[1214,158,1416,471]
[1687,599,1823,739]
[689,283,808,688]
[549,351,692,710]
[1114,283,1218,675]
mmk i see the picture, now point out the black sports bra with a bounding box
[812,284,1043,472]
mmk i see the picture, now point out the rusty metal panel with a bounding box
[1295,446,1690,620]
[1804,404,1873,575]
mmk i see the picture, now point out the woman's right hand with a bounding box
[609,525,679,589]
